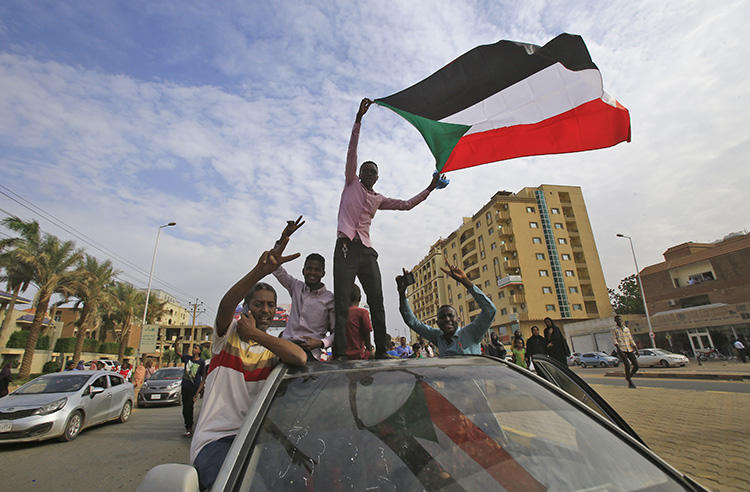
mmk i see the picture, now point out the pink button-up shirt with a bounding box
[336,120,431,248]
[272,266,335,360]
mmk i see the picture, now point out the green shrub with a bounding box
[42,360,60,373]
[99,342,119,354]
[83,338,99,352]
[6,331,50,349]
[54,337,77,353]
[125,347,134,356]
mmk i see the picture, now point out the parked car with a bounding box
[567,352,581,366]
[138,357,707,491]
[137,367,184,408]
[579,352,620,368]
[638,349,689,368]
[0,370,133,443]
[84,359,119,371]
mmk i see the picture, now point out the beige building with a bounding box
[148,289,191,326]
[406,185,612,344]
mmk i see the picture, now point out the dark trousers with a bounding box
[182,384,197,430]
[617,350,639,381]
[333,237,387,357]
[194,435,235,491]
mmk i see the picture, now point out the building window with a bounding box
[539,270,549,277]
[488,227,494,234]
[561,253,571,260]
[457,293,462,299]
[490,243,496,250]
[453,254,457,263]
[500,308,508,315]
[565,270,575,277]
[545,304,556,311]
[532,237,542,244]
[554,223,564,229]
[558,238,567,244]
[551,208,560,214]
[529,222,539,228]
[569,286,579,293]
[542,286,553,294]
[482,265,488,272]
[480,250,486,259]
[476,221,481,229]
[54,313,62,322]
[526,206,536,213]
[484,280,490,287]
[536,253,545,260]
[573,304,583,310]
[497,291,505,299]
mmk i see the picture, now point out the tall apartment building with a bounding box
[406,185,612,343]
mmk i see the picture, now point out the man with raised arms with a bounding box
[190,223,307,490]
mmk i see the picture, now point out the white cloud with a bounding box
[1,0,749,334]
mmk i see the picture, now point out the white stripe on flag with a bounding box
[439,64,603,135]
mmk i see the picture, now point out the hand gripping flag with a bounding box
[375,33,631,173]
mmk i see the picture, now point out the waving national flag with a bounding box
[375,33,630,173]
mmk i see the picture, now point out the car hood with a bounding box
[0,392,71,409]
[145,378,182,385]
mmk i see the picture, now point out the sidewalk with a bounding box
[591,382,750,491]
[604,359,750,381]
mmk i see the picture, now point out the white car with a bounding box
[637,349,689,368]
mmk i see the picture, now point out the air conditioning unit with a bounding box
[667,299,677,306]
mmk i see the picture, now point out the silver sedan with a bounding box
[0,370,133,443]
[637,349,689,368]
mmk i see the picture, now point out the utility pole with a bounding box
[189,299,205,354]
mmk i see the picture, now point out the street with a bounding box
[0,402,195,491]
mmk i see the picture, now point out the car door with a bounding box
[107,375,128,418]
[531,354,646,446]
[84,375,112,425]
[638,349,655,367]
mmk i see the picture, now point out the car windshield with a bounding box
[239,360,684,491]
[16,374,92,394]
[150,368,183,380]
[651,350,671,355]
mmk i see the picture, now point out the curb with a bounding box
[603,371,749,381]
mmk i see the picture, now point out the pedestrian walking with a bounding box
[525,325,546,366]
[484,332,507,359]
[0,363,12,398]
[132,358,146,402]
[543,317,571,366]
[511,338,527,369]
[144,360,156,380]
[174,340,206,437]
[733,338,747,363]
[119,361,132,381]
[611,315,639,388]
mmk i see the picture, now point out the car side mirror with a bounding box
[136,464,199,492]
[90,386,105,397]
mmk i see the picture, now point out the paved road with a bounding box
[0,402,194,491]
[580,375,750,393]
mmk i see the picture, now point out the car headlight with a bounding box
[167,382,181,390]
[34,397,67,416]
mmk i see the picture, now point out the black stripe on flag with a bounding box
[377,33,598,122]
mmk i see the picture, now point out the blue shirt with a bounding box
[392,345,413,358]
[399,285,496,356]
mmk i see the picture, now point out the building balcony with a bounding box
[509,294,526,304]
[460,230,475,244]
[500,243,515,254]
[498,225,514,237]
[503,259,520,269]
[496,209,510,220]
[461,243,476,256]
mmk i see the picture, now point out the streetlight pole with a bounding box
[139,222,176,362]
[616,233,655,348]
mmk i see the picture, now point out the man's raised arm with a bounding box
[396,269,440,345]
[378,172,445,211]
[346,98,372,184]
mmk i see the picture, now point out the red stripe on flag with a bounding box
[442,98,630,172]
[208,350,274,382]
[420,381,547,492]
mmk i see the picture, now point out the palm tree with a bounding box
[12,231,85,378]
[0,218,37,344]
[108,283,166,362]
[71,255,119,364]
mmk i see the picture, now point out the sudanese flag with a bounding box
[375,33,630,173]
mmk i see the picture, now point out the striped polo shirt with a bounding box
[190,319,278,463]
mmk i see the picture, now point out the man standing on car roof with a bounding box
[174,339,206,437]
[611,315,639,388]
[397,263,496,356]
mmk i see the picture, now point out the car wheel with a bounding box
[580,362,587,368]
[659,359,670,368]
[599,362,607,368]
[59,410,83,442]
[118,401,132,423]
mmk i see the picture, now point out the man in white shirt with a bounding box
[733,338,747,363]
[611,315,639,388]
[190,223,307,490]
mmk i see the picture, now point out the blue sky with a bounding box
[1,1,749,334]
